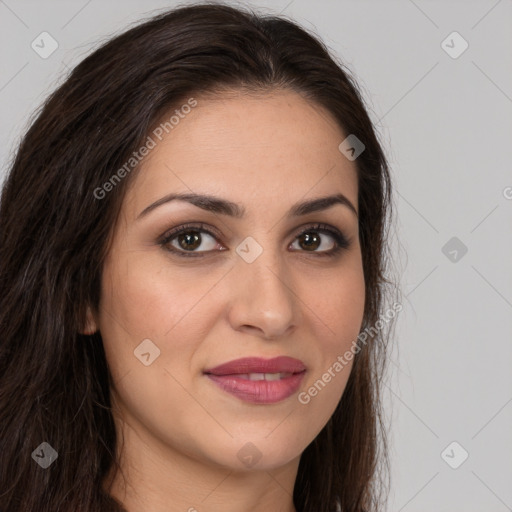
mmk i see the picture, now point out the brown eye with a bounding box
[177,231,202,251]
[161,225,220,255]
[297,232,322,251]
[291,228,338,253]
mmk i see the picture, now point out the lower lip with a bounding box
[205,372,306,404]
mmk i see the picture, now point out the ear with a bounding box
[81,305,98,335]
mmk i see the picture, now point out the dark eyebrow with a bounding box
[289,194,358,218]
[137,193,245,220]
[137,192,358,220]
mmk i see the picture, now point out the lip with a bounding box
[204,357,306,404]
[204,356,306,376]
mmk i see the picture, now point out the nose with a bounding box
[227,245,300,340]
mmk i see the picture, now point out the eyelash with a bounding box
[158,222,351,259]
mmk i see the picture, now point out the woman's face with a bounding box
[90,89,365,475]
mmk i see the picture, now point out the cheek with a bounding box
[97,250,227,387]
[97,252,216,431]
[295,260,364,423]
[99,250,212,338]
[306,257,365,345]
[324,268,365,377]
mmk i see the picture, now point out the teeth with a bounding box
[263,373,282,381]
[237,372,293,381]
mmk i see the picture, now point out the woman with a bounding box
[0,3,397,511]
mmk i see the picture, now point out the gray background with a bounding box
[1,0,511,510]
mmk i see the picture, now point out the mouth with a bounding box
[203,356,307,404]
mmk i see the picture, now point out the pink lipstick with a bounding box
[204,356,306,404]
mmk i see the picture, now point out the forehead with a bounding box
[124,89,358,219]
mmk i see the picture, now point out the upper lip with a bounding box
[204,356,306,376]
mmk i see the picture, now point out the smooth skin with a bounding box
[85,89,365,512]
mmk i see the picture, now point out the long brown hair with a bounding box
[0,3,397,511]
